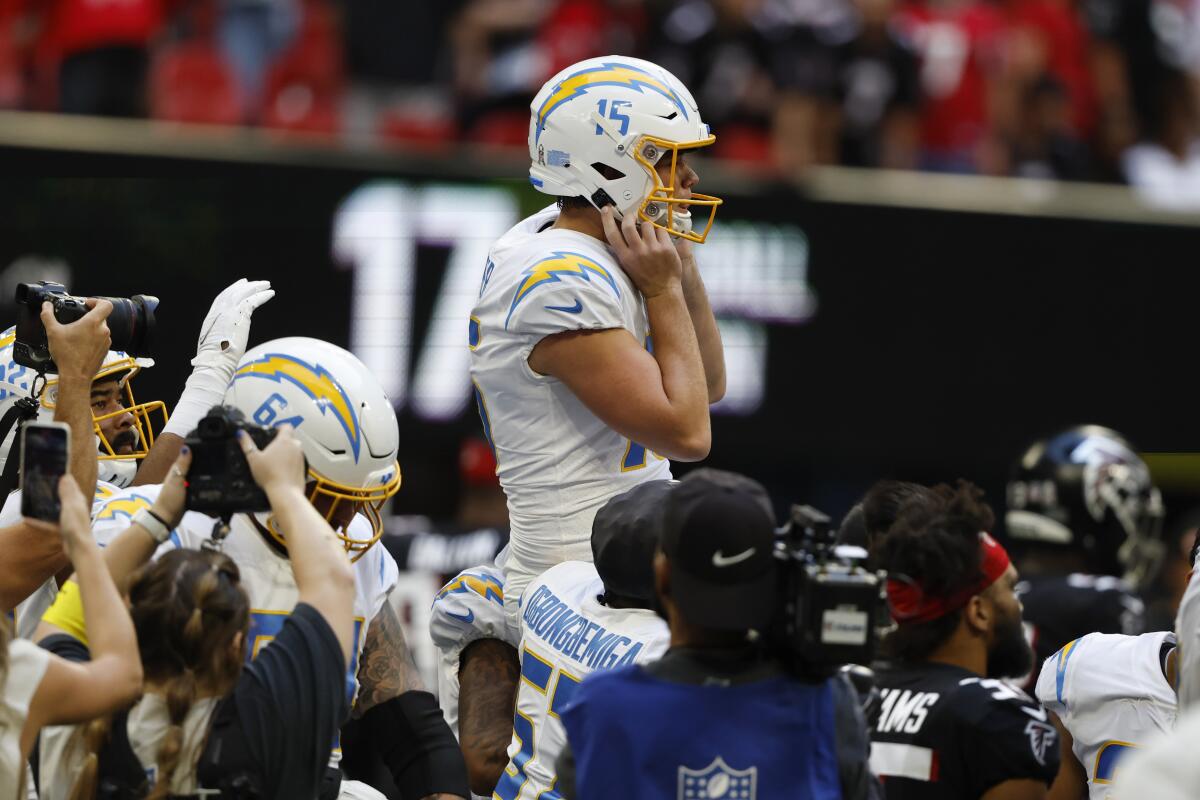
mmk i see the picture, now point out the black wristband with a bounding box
[361,690,470,798]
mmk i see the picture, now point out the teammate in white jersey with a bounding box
[43,336,468,799]
[0,301,140,615]
[429,562,519,799]
[1,278,274,629]
[493,480,670,800]
[1035,630,1178,798]
[470,54,726,613]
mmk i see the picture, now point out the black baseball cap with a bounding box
[592,479,675,602]
[660,468,778,631]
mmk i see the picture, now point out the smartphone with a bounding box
[19,421,70,522]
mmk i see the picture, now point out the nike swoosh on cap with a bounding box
[545,298,583,314]
[712,548,756,567]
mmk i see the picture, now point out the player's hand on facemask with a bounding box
[41,298,113,381]
[192,277,275,374]
[239,425,306,500]
[601,206,683,299]
[149,446,192,529]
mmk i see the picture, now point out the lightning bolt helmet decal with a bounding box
[232,352,363,461]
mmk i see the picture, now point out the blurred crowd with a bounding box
[1,0,1199,201]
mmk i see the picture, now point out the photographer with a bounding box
[868,482,1058,800]
[0,299,113,611]
[1,472,143,797]
[80,337,468,800]
[35,427,356,799]
[555,469,878,800]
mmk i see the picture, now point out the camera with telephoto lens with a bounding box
[13,281,159,373]
[770,504,888,679]
[185,406,284,515]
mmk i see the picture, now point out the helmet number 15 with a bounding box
[595,100,631,137]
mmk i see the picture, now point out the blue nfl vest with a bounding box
[560,664,842,799]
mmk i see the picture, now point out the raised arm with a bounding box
[239,426,355,665]
[134,279,273,485]
[21,474,142,756]
[528,209,711,461]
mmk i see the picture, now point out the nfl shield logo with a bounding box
[677,756,757,800]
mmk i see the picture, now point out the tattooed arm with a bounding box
[354,598,424,717]
[352,595,471,799]
[458,637,521,796]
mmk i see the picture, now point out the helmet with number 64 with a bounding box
[223,337,401,560]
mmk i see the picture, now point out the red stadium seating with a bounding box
[260,0,342,134]
[149,42,239,125]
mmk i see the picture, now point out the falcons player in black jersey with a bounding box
[869,481,1059,800]
[1005,425,1163,688]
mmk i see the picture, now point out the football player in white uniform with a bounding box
[430,562,519,798]
[0,279,273,634]
[493,479,670,800]
[1035,631,1177,798]
[470,54,726,615]
[0,304,118,615]
[42,337,468,799]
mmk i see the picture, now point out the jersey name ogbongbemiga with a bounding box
[470,206,671,602]
[494,560,668,800]
[90,483,399,767]
[1035,630,1177,798]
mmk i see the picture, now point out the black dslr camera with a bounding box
[13,281,158,373]
[185,406,281,515]
[770,505,888,679]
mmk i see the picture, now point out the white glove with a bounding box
[162,278,274,439]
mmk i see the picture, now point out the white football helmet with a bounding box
[0,326,166,487]
[224,337,401,560]
[528,55,722,242]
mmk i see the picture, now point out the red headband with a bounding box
[886,532,1011,624]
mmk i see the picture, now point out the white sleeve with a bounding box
[91,486,163,547]
[1034,645,1066,715]
[1176,567,1200,710]
[355,542,401,623]
[428,565,516,663]
[90,485,205,554]
[504,254,628,339]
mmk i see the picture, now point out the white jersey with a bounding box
[1,639,50,800]
[1175,561,1200,710]
[91,484,399,767]
[1,479,123,639]
[470,206,671,606]
[1112,705,1200,799]
[428,563,517,738]
[494,561,668,800]
[1036,631,1177,797]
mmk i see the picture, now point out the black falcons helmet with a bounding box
[1006,425,1164,587]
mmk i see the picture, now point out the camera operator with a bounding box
[868,481,1058,800]
[2,471,142,798]
[35,428,357,799]
[0,299,113,611]
[555,469,878,800]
